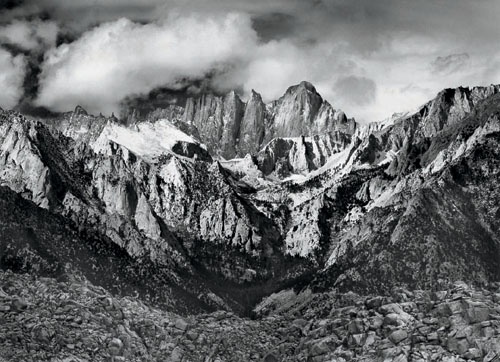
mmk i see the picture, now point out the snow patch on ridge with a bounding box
[92,119,202,160]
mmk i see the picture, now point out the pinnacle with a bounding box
[73,105,88,116]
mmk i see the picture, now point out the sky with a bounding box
[1,0,500,122]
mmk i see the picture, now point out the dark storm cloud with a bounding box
[0,0,24,10]
[252,13,298,41]
[1,0,500,121]
[4,0,500,50]
[0,0,301,31]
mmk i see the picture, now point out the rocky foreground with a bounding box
[2,270,500,362]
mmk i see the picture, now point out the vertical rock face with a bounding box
[54,82,356,167]
[219,91,245,159]
[272,81,324,137]
[268,82,356,140]
[0,115,54,209]
[116,81,356,162]
[183,92,245,159]
[2,81,500,317]
[183,94,223,152]
[237,90,267,156]
[165,81,357,161]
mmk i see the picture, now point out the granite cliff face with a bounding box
[120,81,356,163]
[1,81,500,333]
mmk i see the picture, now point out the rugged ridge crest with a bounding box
[1,82,500,321]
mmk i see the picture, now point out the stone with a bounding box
[348,333,365,347]
[467,307,490,323]
[463,348,482,359]
[31,323,55,344]
[169,346,184,362]
[455,326,472,339]
[393,354,408,362]
[432,291,447,301]
[108,338,123,356]
[347,319,364,334]
[482,326,496,338]
[365,331,376,346]
[11,298,28,311]
[262,353,279,362]
[447,337,469,355]
[369,316,383,330]
[493,294,500,303]
[310,340,330,356]
[384,313,400,326]
[174,318,189,331]
[186,330,198,341]
[389,330,408,344]
[484,351,498,362]
[292,319,308,328]
[427,332,438,341]
[434,303,452,317]
[447,301,465,315]
[365,296,383,309]
[380,346,402,359]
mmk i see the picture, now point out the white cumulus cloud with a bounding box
[0,48,26,109]
[36,13,259,114]
[31,2,500,123]
[0,19,58,51]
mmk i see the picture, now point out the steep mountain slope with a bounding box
[0,108,313,314]
[0,185,212,314]
[1,81,499,323]
[312,89,500,293]
[119,81,356,161]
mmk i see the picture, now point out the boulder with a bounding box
[389,330,408,344]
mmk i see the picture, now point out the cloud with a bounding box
[1,0,305,33]
[0,19,58,51]
[35,13,258,113]
[431,53,470,75]
[251,12,298,41]
[334,76,376,106]
[4,0,500,122]
[0,47,26,109]
[34,13,360,115]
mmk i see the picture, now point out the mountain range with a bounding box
[1,81,500,361]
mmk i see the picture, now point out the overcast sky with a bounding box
[1,0,500,122]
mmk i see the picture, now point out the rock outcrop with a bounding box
[118,81,356,162]
[271,81,355,139]
[256,132,352,178]
[183,91,245,159]
[1,82,500,323]
[1,81,500,360]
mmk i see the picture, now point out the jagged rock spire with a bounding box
[73,105,88,116]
